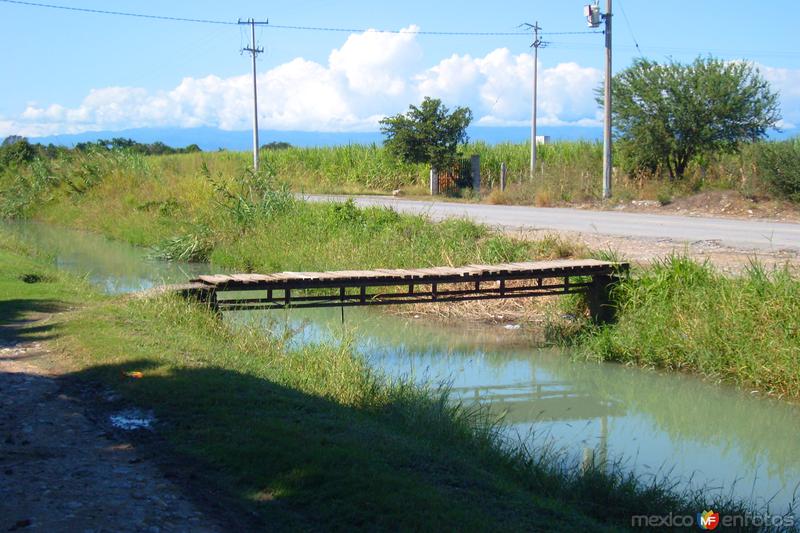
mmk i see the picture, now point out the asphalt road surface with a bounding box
[305,195,800,252]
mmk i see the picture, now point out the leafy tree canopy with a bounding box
[2,135,26,147]
[261,141,292,151]
[75,137,202,155]
[607,57,780,179]
[0,136,35,166]
[380,97,472,171]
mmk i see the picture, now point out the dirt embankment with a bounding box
[580,190,800,223]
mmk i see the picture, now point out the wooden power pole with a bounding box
[602,0,612,199]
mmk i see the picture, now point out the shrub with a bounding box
[756,137,800,202]
[0,137,36,167]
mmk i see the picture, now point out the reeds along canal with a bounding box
[5,220,800,514]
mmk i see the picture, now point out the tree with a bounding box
[2,135,25,147]
[379,97,472,171]
[261,141,292,151]
[607,57,780,179]
[0,136,35,166]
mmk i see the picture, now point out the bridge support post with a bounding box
[192,288,220,314]
[587,275,619,324]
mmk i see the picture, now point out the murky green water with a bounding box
[4,221,799,512]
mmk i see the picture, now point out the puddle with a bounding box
[109,409,156,431]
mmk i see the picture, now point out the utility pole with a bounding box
[238,18,268,172]
[602,0,612,199]
[584,1,612,198]
[523,22,545,180]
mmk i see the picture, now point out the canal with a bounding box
[5,220,799,512]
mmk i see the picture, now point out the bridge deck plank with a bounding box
[190,259,627,290]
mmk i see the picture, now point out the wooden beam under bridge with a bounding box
[179,259,629,323]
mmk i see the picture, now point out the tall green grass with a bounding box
[4,143,800,403]
[47,274,788,530]
[3,139,797,221]
[2,144,800,527]
[0,150,574,271]
[5,244,787,530]
[581,256,800,398]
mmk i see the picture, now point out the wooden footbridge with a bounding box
[180,259,628,323]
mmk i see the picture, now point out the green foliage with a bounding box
[380,97,473,171]
[656,187,673,206]
[0,157,56,218]
[202,161,295,227]
[261,141,292,151]
[149,226,214,262]
[580,256,800,398]
[756,137,800,202]
[0,136,36,167]
[2,246,781,531]
[609,57,780,179]
[74,137,202,155]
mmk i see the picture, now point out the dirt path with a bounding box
[0,314,223,533]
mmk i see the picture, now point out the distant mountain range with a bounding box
[30,126,605,150]
[29,124,794,150]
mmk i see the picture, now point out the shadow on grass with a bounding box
[67,353,790,532]
[0,299,68,344]
[65,358,601,532]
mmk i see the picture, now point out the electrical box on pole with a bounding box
[584,2,602,28]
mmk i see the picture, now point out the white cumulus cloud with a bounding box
[758,64,800,130]
[11,29,795,138]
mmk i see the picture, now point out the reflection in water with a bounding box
[5,221,800,512]
[238,307,800,511]
[2,220,215,292]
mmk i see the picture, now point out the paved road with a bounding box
[305,195,800,252]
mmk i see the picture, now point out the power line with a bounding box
[270,24,525,35]
[0,0,600,36]
[267,23,599,36]
[0,0,236,25]
[617,0,642,56]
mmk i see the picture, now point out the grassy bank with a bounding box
[2,240,783,531]
[3,138,799,213]
[0,149,576,271]
[2,148,800,402]
[577,256,800,400]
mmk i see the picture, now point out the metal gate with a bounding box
[438,158,473,195]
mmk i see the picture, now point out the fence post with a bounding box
[429,167,438,195]
[470,155,480,192]
[500,162,507,192]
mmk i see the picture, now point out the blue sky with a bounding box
[1,0,798,138]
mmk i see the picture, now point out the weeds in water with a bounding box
[149,227,214,262]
